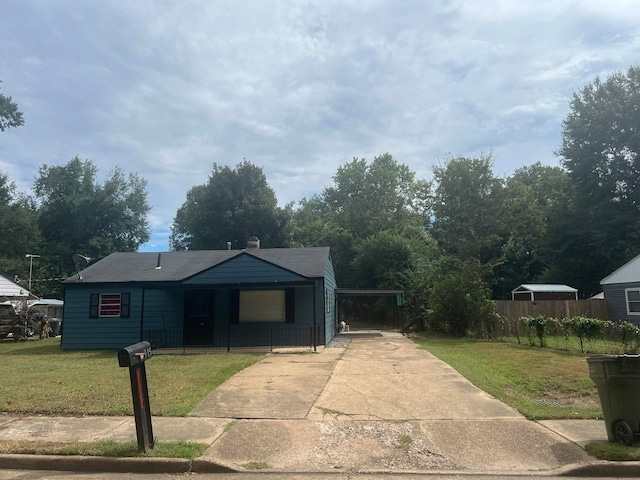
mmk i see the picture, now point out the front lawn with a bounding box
[413,336,602,420]
[0,338,263,416]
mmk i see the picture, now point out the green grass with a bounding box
[0,439,206,459]
[413,336,602,420]
[0,337,264,416]
[397,434,413,449]
[585,441,640,460]
[501,334,633,355]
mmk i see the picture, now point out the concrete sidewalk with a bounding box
[0,331,635,476]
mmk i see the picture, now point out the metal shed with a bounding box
[511,284,578,301]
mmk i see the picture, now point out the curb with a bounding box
[557,460,640,477]
[3,454,640,477]
[0,453,237,474]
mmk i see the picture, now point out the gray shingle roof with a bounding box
[63,247,331,284]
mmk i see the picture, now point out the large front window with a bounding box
[231,288,294,323]
[240,290,286,322]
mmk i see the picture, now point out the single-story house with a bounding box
[61,245,337,350]
[0,273,37,313]
[511,284,578,301]
[600,253,640,324]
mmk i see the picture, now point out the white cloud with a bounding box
[1,0,639,251]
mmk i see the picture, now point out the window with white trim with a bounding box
[90,293,130,318]
[625,289,640,315]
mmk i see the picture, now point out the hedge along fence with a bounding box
[492,315,640,354]
[494,299,608,322]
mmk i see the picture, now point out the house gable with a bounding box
[183,252,310,285]
[601,253,640,286]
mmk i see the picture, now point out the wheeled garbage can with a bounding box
[587,354,640,446]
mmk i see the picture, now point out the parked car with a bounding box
[0,303,34,341]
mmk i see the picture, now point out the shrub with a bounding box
[612,320,640,353]
[520,315,551,347]
[568,316,606,353]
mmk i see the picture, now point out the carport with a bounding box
[334,288,405,331]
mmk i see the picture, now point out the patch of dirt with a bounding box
[311,421,461,471]
[504,386,601,410]
[537,392,601,409]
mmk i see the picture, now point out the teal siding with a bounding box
[184,254,307,285]
[323,256,337,344]
[141,289,183,331]
[62,249,336,349]
[61,284,143,349]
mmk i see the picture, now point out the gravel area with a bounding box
[325,336,351,348]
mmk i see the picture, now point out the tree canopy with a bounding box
[171,161,291,250]
[0,82,24,131]
[430,154,506,266]
[0,173,41,286]
[34,156,151,278]
[557,65,640,294]
[292,153,430,287]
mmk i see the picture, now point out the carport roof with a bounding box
[335,289,404,296]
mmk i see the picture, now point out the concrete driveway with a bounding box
[194,332,595,473]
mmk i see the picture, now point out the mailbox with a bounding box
[118,341,154,451]
[118,341,152,367]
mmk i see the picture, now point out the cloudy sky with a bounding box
[1,1,639,251]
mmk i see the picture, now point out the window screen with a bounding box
[239,290,286,322]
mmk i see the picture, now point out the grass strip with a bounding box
[413,336,602,420]
[585,441,640,461]
[0,439,207,459]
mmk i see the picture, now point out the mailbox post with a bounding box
[118,341,154,452]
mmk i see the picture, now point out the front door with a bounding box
[183,290,215,346]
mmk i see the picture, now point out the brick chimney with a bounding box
[247,237,260,249]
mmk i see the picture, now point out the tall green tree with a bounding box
[430,154,506,268]
[0,172,41,291]
[0,82,24,131]
[323,153,430,239]
[171,161,291,250]
[491,163,571,298]
[557,65,640,294]
[293,153,430,287]
[34,157,151,276]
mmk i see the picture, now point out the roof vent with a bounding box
[247,237,260,249]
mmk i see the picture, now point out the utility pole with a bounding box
[25,254,40,291]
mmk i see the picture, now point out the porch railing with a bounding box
[143,325,324,352]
